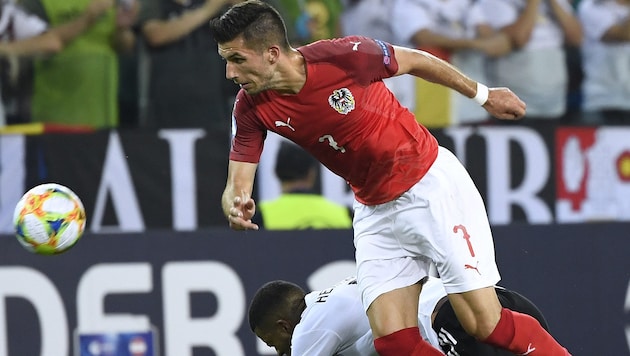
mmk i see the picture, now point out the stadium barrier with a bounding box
[0,222,628,356]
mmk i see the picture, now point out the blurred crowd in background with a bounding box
[0,0,629,133]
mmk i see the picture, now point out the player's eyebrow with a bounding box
[224,53,244,60]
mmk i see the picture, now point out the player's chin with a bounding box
[240,83,260,94]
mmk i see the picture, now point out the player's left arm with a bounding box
[392,45,526,120]
[222,160,259,231]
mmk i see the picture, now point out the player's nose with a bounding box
[225,62,238,82]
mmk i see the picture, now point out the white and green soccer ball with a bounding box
[13,183,87,255]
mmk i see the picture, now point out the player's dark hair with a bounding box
[209,0,291,51]
[248,280,306,332]
[275,142,317,182]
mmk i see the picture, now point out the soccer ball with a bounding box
[13,183,86,255]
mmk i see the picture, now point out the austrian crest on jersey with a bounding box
[328,88,355,115]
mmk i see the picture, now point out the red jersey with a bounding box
[230,36,438,205]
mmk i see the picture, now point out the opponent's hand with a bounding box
[227,195,259,231]
[483,87,526,120]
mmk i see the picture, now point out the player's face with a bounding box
[218,35,276,95]
[254,326,292,356]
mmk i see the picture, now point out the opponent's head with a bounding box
[210,1,291,94]
[249,280,306,356]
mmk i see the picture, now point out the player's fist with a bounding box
[484,87,526,120]
[227,195,259,231]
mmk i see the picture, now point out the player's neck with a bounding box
[270,48,307,95]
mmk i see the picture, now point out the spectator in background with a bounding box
[138,0,240,130]
[478,0,582,123]
[21,0,139,129]
[391,0,512,125]
[578,0,630,124]
[340,0,416,112]
[279,0,341,45]
[0,0,112,126]
[255,141,352,230]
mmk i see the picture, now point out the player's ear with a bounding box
[276,319,292,334]
[267,45,280,64]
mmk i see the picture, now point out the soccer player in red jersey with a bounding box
[210,1,570,355]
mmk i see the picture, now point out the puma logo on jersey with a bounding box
[275,117,295,131]
[328,88,355,115]
[464,261,481,275]
[350,41,361,51]
[519,344,536,355]
[319,134,346,153]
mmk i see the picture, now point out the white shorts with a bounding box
[353,146,501,310]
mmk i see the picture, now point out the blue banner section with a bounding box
[0,223,628,356]
[78,331,155,356]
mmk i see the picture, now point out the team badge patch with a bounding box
[328,88,355,115]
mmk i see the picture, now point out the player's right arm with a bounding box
[222,160,259,231]
[392,45,526,120]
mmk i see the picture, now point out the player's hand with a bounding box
[227,195,259,231]
[483,87,526,120]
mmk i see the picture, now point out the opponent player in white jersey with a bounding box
[249,277,550,356]
[210,1,569,355]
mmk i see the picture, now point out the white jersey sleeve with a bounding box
[292,283,376,356]
[292,277,449,355]
[0,4,47,40]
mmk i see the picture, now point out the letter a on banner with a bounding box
[92,132,145,232]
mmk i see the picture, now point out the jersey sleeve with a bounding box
[301,35,399,84]
[229,90,266,163]
[348,36,399,83]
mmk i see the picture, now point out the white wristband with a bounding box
[473,82,489,106]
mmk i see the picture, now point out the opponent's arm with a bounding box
[392,45,526,120]
[222,160,259,231]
